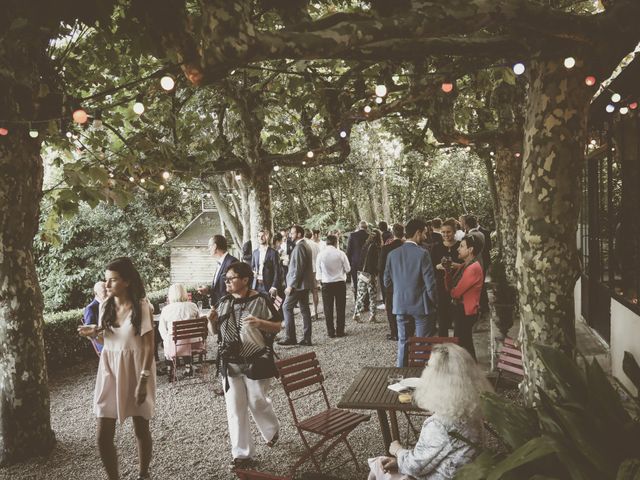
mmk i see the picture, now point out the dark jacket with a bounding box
[361,242,381,275]
[378,239,403,291]
[251,247,282,292]
[83,298,100,325]
[346,229,368,271]
[211,253,239,307]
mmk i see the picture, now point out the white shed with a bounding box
[165,209,223,285]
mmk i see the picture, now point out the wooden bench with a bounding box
[494,337,524,389]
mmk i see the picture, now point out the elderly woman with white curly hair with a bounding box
[368,343,492,480]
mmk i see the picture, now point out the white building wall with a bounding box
[170,247,218,286]
[610,300,640,396]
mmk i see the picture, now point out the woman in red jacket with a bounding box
[445,235,484,360]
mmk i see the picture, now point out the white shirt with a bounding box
[316,245,351,283]
[257,245,268,280]
[454,230,465,242]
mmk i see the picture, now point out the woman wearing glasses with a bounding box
[207,261,282,470]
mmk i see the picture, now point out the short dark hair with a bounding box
[405,218,427,238]
[326,234,338,246]
[291,225,304,237]
[312,229,320,235]
[213,234,228,252]
[273,232,283,243]
[392,223,404,238]
[461,234,483,256]
[464,215,478,229]
[378,221,388,231]
[227,261,253,279]
[304,228,313,239]
[432,217,442,229]
[442,218,457,230]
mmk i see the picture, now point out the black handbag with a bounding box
[246,355,278,380]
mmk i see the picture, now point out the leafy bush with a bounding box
[43,308,95,368]
[457,344,640,480]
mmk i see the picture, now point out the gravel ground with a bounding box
[1,297,497,480]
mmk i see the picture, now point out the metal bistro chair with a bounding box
[275,352,370,476]
[234,469,291,480]
[168,316,209,383]
[404,336,459,440]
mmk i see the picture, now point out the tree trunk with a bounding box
[495,145,521,284]
[481,153,502,258]
[517,57,591,404]
[0,136,56,464]
[207,180,243,248]
[247,167,274,239]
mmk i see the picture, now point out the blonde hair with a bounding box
[413,343,492,420]
[167,284,189,303]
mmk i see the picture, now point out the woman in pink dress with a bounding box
[78,257,155,480]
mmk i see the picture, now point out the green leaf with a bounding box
[482,392,539,450]
[534,344,587,403]
[617,459,640,480]
[455,451,499,480]
[502,69,516,86]
[487,436,558,480]
[586,358,630,425]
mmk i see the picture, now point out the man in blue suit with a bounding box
[198,234,239,307]
[83,281,107,354]
[251,229,282,296]
[384,218,437,367]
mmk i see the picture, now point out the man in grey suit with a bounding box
[384,218,437,367]
[278,225,315,346]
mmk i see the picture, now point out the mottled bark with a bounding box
[207,180,243,248]
[495,146,521,284]
[0,136,55,464]
[247,168,274,240]
[481,154,502,257]
[517,57,591,404]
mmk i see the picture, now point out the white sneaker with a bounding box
[376,304,386,310]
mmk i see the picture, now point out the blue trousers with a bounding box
[396,313,437,367]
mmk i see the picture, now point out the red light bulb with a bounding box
[73,108,88,124]
[0,127,8,136]
[584,76,596,87]
[630,102,638,110]
[441,82,454,93]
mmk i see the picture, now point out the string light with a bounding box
[302,160,307,165]
[563,57,576,69]
[606,104,615,113]
[375,84,387,97]
[339,130,347,138]
[590,139,597,146]
[513,63,525,75]
[620,106,629,115]
[65,131,73,138]
[234,173,242,180]
[160,75,175,91]
[375,96,383,104]
[72,107,88,124]
[269,184,273,189]
[109,172,114,178]
[129,176,135,182]
[630,102,638,110]
[29,127,38,138]
[0,127,8,136]
[133,95,145,115]
[585,75,597,86]
[489,151,495,156]
[515,152,521,158]
[364,105,372,114]
[441,82,454,93]
[423,161,429,167]
[162,171,171,179]
[306,151,314,158]
[273,165,280,171]
[159,184,165,191]
[402,166,407,172]
[611,93,621,103]
[139,178,146,184]
[358,170,363,176]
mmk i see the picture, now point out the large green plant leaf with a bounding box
[617,459,640,479]
[534,344,587,403]
[486,436,558,480]
[482,392,539,450]
[455,451,499,480]
[586,357,630,425]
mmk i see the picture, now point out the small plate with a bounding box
[399,377,421,389]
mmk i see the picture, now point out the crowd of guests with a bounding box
[77,213,493,479]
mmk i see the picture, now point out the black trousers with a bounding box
[436,286,455,337]
[321,281,347,336]
[384,287,397,339]
[453,303,478,360]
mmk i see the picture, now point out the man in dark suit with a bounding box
[378,221,393,244]
[346,220,369,301]
[378,224,404,341]
[251,229,282,296]
[198,234,239,307]
[430,217,444,245]
[278,225,315,346]
[384,218,437,367]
